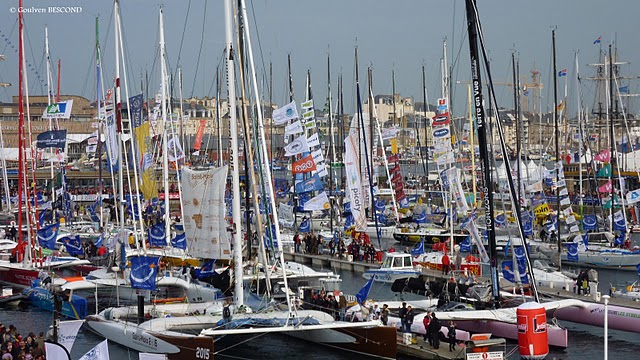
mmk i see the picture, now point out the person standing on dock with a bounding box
[405,306,415,333]
[423,312,432,345]
[447,321,457,351]
[429,313,441,349]
[399,302,408,332]
[442,253,451,275]
[455,252,462,271]
[380,304,389,325]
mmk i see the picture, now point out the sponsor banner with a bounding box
[302,110,314,120]
[381,126,400,140]
[534,203,550,217]
[295,173,324,194]
[292,155,317,174]
[303,191,331,211]
[431,112,451,126]
[42,99,74,119]
[306,133,320,148]
[181,166,231,259]
[437,97,448,112]
[301,99,314,109]
[284,135,310,157]
[432,126,451,138]
[193,119,207,150]
[37,130,67,149]
[311,149,325,166]
[387,154,399,164]
[279,203,295,227]
[58,319,84,353]
[345,132,367,231]
[273,101,299,125]
[285,120,304,135]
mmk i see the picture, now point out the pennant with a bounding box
[129,256,160,291]
[594,149,611,162]
[301,99,314,109]
[558,69,567,77]
[302,110,314,120]
[626,188,640,205]
[272,101,299,125]
[292,155,317,174]
[284,135,310,157]
[598,180,612,193]
[306,133,320,148]
[303,192,331,211]
[285,120,304,135]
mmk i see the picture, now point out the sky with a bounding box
[0,0,638,116]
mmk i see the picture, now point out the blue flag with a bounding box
[460,236,471,252]
[37,223,59,250]
[148,222,167,247]
[197,259,217,279]
[636,263,640,277]
[593,36,602,44]
[344,214,354,230]
[299,218,311,233]
[413,211,427,224]
[295,173,325,194]
[583,215,597,231]
[129,256,160,291]
[356,277,375,304]
[514,246,527,270]
[94,236,103,248]
[36,129,67,149]
[171,232,187,250]
[619,85,629,94]
[566,243,579,262]
[376,213,387,225]
[411,241,425,257]
[495,213,506,227]
[501,260,529,284]
[62,236,84,256]
[374,199,386,212]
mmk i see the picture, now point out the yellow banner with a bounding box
[390,138,398,154]
[534,203,550,217]
[134,122,157,200]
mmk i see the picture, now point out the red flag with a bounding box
[594,149,611,163]
[390,164,401,174]
[598,180,612,193]
[292,154,317,174]
[387,154,399,164]
[193,119,207,151]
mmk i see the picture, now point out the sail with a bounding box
[345,132,367,231]
[181,166,231,259]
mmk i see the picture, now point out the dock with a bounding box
[283,252,379,272]
[396,334,465,359]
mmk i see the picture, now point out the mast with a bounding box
[552,29,561,267]
[609,44,615,227]
[159,7,171,246]
[391,69,397,128]
[96,17,104,228]
[464,0,499,301]
[328,53,335,234]
[17,0,25,255]
[114,0,125,239]
[512,52,522,206]
[421,65,429,175]
[44,27,56,205]
[215,67,222,167]
[288,54,297,228]
[224,0,244,306]
[576,52,584,215]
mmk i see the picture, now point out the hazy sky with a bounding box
[0,0,638,115]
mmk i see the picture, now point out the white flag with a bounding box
[306,133,320,148]
[285,120,304,135]
[284,135,310,157]
[45,342,72,360]
[58,319,84,352]
[167,135,185,161]
[273,101,299,125]
[311,149,325,165]
[303,192,331,211]
[42,99,74,119]
[279,203,295,227]
[79,339,110,360]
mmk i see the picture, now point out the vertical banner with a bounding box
[181,166,231,259]
[193,119,207,151]
[345,133,367,231]
[130,94,157,200]
[105,112,119,172]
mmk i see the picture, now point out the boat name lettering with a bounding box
[132,333,158,348]
[196,347,211,359]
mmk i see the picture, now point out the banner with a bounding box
[285,120,304,135]
[79,339,110,360]
[301,99,314,109]
[566,243,579,262]
[61,235,84,256]
[598,180,612,193]
[284,135,310,157]
[181,166,230,259]
[279,203,294,227]
[193,119,207,150]
[431,112,451,126]
[148,222,167,247]
[105,112,119,172]
[37,130,67,149]
[167,135,186,162]
[292,155,317,174]
[534,203,551,217]
[306,133,320,148]
[303,191,331,211]
[37,223,59,250]
[273,101,299,125]
[381,126,399,140]
[311,149,325,166]
[345,132,367,231]
[390,138,398,154]
[129,256,160,291]
[45,342,72,360]
[594,149,611,162]
[295,173,324,194]
[42,99,73,119]
[462,220,490,263]
[626,188,640,205]
[58,320,84,353]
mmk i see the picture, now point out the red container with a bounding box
[517,302,549,359]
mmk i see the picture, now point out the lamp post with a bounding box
[603,294,610,360]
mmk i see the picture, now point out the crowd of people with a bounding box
[293,231,382,263]
[0,324,45,360]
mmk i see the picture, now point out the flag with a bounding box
[37,223,59,250]
[597,163,611,177]
[306,133,320,148]
[431,112,451,126]
[411,240,425,256]
[298,217,311,233]
[42,99,74,119]
[57,320,84,353]
[295,173,324,194]
[626,188,640,205]
[594,149,611,162]
[129,256,160,291]
[292,155,316,174]
[593,36,602,44]
[460,236,471,252]
[566,243,579,262]
[603,198,613,210]
[196,259,217,279]
[148,222,167,247]
[284,135,310,157]
[285,120,304,135]
[37,130,67,149]
[355,277,375,304]
[61,236,84,256]
[390,138,398,154]
[413,211,427,224]
[167,135,186,162]
[79,339,110,360]
[272,101,299,125]
[618,85,629,94]
[583,214,597,231]
[45,342,72,360]
[193,119,207,150]
[501,260,528,284]
[171,232,187,250]
[94,236,103,248]
[558,69,567,77]
[636,263,640,277]
[598,180,612,193]
[279,203,295,227]
[303,192,331,211]
[495,213,507,227]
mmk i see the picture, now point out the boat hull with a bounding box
[285,325,397,360]
[393,231,467,245]
[85,315,214,360]
[554,302,640,334]
[0,265,39,287]
[363,269,421,284]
